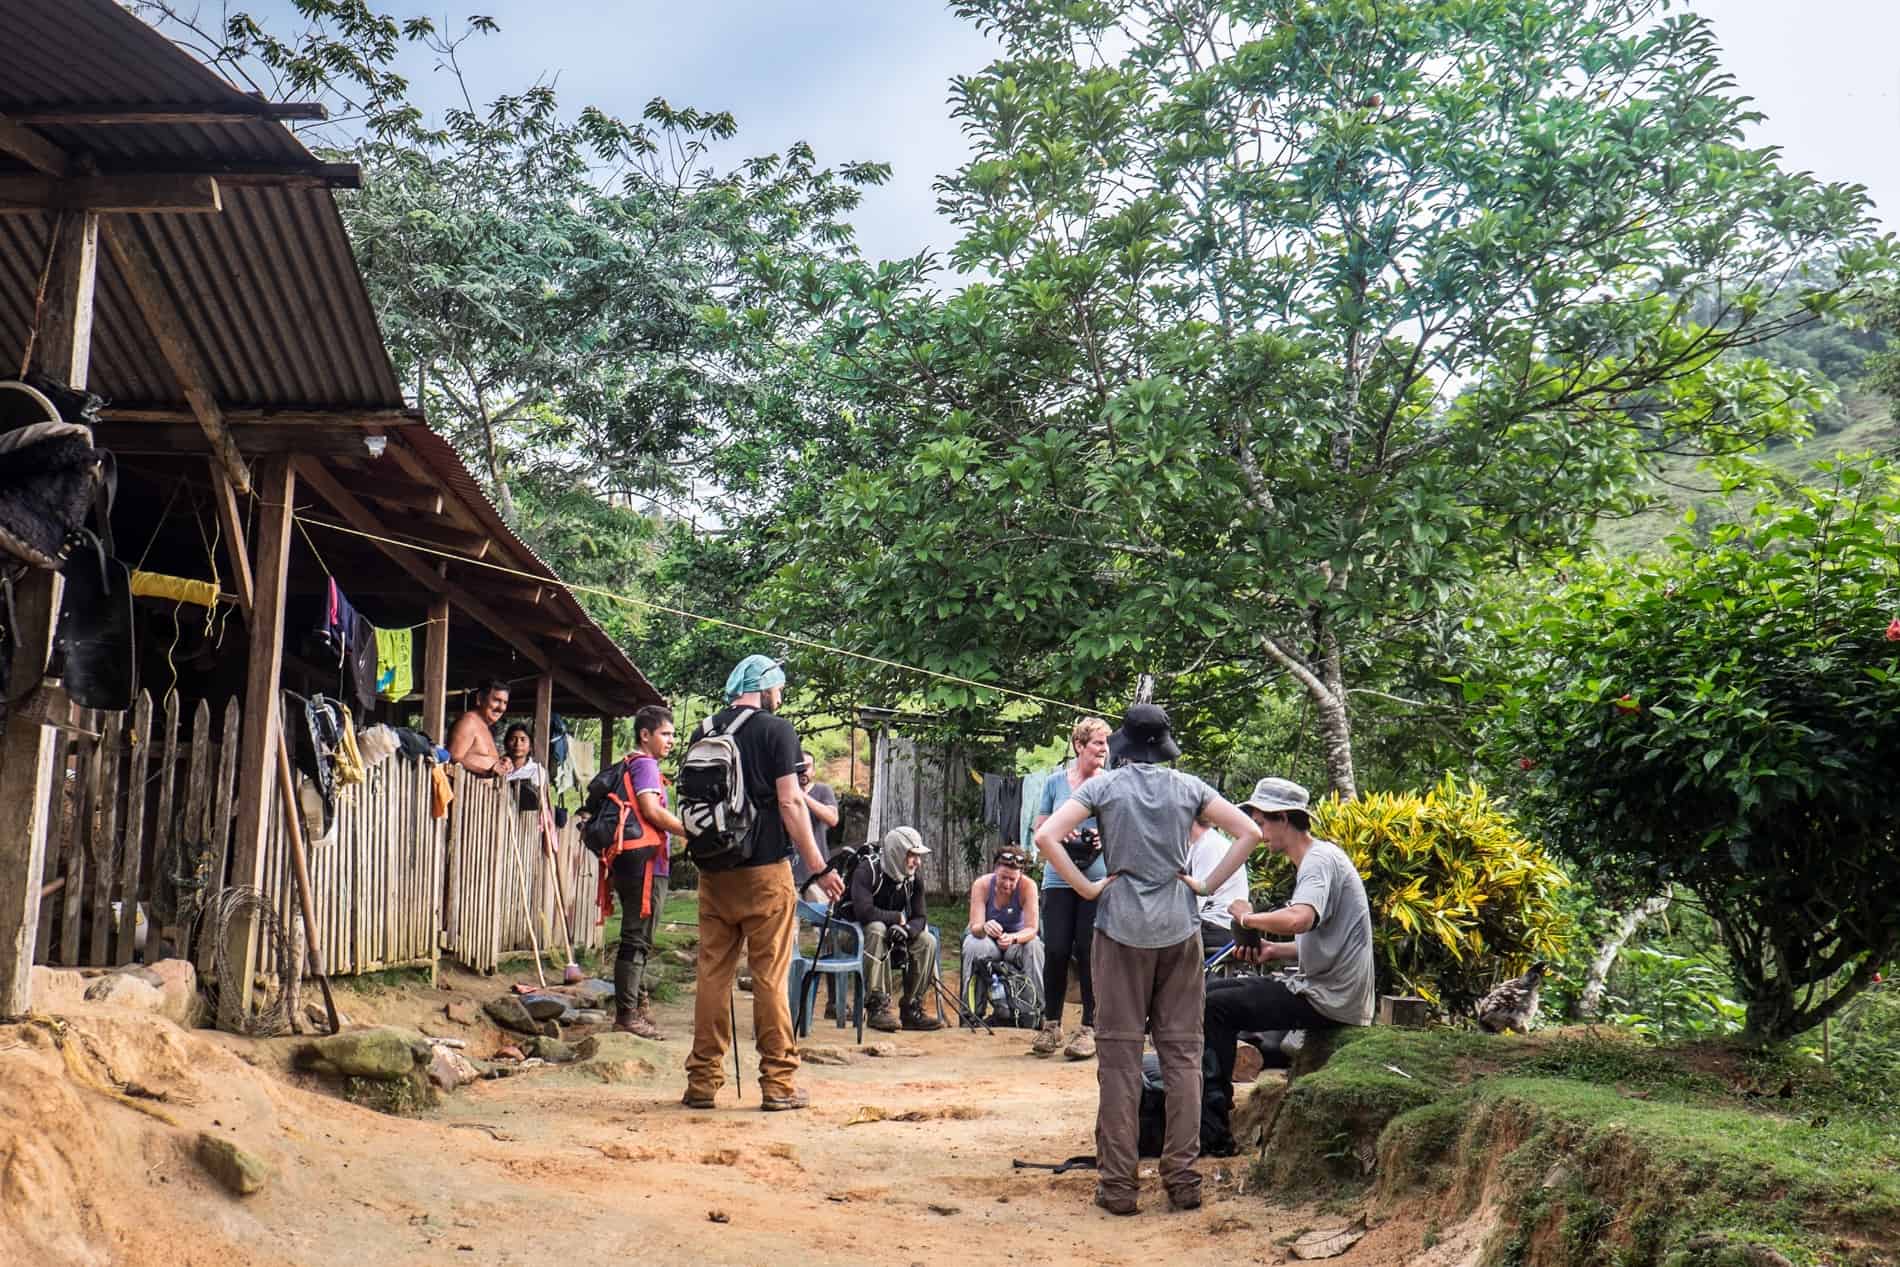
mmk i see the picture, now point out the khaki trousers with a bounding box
[1090,930,1206,1202]
[686,862,799,1100]
[863,922,939,1008]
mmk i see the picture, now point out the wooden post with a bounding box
[0,209,97,1017]
[422,598,449,743]
[597,715,616,764]
[225,457,296,1012]
[532,675,553,779]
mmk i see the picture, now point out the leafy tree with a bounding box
[137,0,889,518]
[1251,775,1572,1012]
[1488,460,1900,1042]
[741,0,1886,795]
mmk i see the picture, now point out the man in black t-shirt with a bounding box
[683,655,844,1113]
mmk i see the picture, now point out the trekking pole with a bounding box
[730,989,743,1101]
[500,795,549,989]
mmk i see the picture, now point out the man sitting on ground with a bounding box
[962,846,1045,1001]
[846,826,945,1032]
[1200,777,1374,1155]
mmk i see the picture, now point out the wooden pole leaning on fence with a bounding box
[536,802,579,975]
[501,801,549,989]
[274,732,340,1034]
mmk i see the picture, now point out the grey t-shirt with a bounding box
[1071,765,1216,949]
[792,781,838,887]
[1285,840,1376,1026]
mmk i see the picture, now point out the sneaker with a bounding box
[681,1089,717,1110]
[1064,1025,1097,1061]
[1094,1189,1137,1216]
[1030,1021,1064,1057]
[901,1005,944,1032]
[761,1087,811,1112]
[868,995,902,1033]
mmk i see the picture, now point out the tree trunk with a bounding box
[1578,891,1671,1019]
[1312,686,1358,801]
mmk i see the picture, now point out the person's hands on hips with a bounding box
[1077,874,1113,902]
[1179,872,1208,897]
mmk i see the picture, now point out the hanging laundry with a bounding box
[374,625,414,701]
[346,612,377,714]
[312,578,353,662]
[430,764,453,818]
[357,724,400,768]
[1019,767,1053,854]
[334,705,367,788]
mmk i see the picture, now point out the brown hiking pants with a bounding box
[685,862,799,1100]
[1090,930,1206,1203]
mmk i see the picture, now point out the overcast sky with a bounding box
[226,1,1900,262]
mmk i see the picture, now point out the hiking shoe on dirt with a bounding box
[681,1089,717,1110]
[868,995,902,1033]
[761,1087,811,1112]
[1064,1025,1097,1061]
[1030,1021,1064,1057]
[901,1005,944,1032]
[1094,1189,1137,1216]
[615,1008,663,1040]
[1167,1185,1203,1211]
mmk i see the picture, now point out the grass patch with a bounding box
[1269,1027,1900,1264]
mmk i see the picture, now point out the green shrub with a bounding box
[1491,459,1900,1042]
[1252,775,1573,1011]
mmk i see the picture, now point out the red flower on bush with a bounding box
[1886,617,1900,642]
[1613,694,1641,714]
[1519,757,1535,771]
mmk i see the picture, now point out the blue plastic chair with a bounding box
[788,900,866,1042]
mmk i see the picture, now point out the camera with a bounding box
[1062,826,1102,869]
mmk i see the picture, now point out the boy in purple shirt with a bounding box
[613,705,685,1039]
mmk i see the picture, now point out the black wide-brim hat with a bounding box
[1112,702,1181,764]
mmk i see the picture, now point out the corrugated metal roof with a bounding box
[0,0,403,411]
[397,426,664,711]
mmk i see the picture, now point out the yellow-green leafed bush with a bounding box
[1251,775,1572,1012]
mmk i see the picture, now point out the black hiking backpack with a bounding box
[580,756,643,859]
[675,709,760,869]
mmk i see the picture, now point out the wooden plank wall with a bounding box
[865,732,987,899]
[443,771,603,975]
[34,691,241,968]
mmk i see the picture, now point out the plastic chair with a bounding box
[788,899,866,1042]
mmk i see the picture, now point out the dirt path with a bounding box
[4,972,1439,1267]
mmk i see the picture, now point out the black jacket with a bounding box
[847,863,926,930]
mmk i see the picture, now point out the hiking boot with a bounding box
[614,1008,663,1040]
[681,1088,717,1110]
[1094,1188,1138,1216]
[868,995,902,1033]
[1064,1025,1097,1061]
[1167,1184,1203,1211]
[761,1087,811,1112]
[1030,1021,1064,1057]
[901,1004,944,1032]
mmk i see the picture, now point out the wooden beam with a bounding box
[7,101,328,125]
[598,715,617,763]
[533,676,553,783]
[38,211,99,387]
[291,457,627,715]
[300,511,489,561]
[340,471,444,516]
[209,461,255,612]
[100,407,420,427]
[423,599,450,744]
[102,218,252,494]
[0,207,96,1016]
[227,458,297,1014]
[101,160,360,190]
[0,118,68,177]
[91,422,401,458]
[0,174,221,214]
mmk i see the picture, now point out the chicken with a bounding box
[1475,961,1547,1034]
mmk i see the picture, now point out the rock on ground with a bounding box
[444,1000,478,1026]
[194,1133,269,1196]
[482,996,541,1036]
[296,1028,428,1080]
[526,1035,579,1064]
[427,1046,480,1091]
[519,995,567,1022]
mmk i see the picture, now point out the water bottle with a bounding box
[990,974,1006,1004]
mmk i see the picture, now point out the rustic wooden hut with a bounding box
[0,0,661,1017]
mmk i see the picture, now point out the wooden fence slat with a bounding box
[207,696,243,894]
[86,712,123,964]
[115,691,153,964]
[149,691,181,951]
[58,719,96,964]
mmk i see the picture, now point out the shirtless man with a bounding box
[448,679,512,776]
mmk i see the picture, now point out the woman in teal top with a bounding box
[1030,717,1110,1060]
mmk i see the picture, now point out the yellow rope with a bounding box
[129,570,220,607]
[291,514,1096,714]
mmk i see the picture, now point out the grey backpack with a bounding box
[676,709,759,868]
